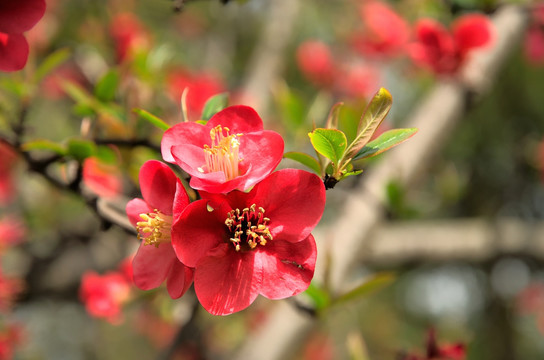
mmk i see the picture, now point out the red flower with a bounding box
[79,270,131,323]
[172,169,325,315]
[166,69,225,122]
[0,142,18,205]
[0,323,23,360]
[399,328,466,360]
[125,160,194,299]
[524,3,544,65]
[350,1,410,58]
[161,105,284,194]
[410,14,493,75]
[0,267,22,313]
[0,215,26,253]
[82,156,123,199]
[296,40,336,88]
[335,61,379,99]
[0,0,46,72]
[109,13,151,63]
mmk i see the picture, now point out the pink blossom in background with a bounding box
[0,0,46,72]
[79,270,131,323]
[335,61,380,99]
[166,69,225,122]
[296,40,336,88]
[0,143,18,205]
[125,160,194,299]
[409,14,493,75]
[109,12,151,63]
[172,169,325,315]
[82,156,123,199]
[350,0,410,59]
[524,3,544,65]
[0,216,26,253]
[161,105,284,194]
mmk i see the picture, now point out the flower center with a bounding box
[199,125,242,181]
[224,204,272,251]
[136,210,173,247]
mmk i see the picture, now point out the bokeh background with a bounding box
[2,0,544,359]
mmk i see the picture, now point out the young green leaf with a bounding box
[308,128,347,165]
[34,48,71,83]
[353,128,418,160]
[94,69,120,102]
[332,272,395,307]
[283,151,321,175]
[67,138,96,161]
[342,88,393,161]
[201,92,229,120]
[133,108,170,131]
[22,140,67,155]
[304,282,331,311]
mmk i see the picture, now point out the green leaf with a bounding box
[95,145,119,165]
[304,282,331,311]
[133,108,170,131]
[67,138,96,161]
[332,272,395,307]
[94,69,120,102]
[34,48,71,83]
[283,151,321,175]
[201,93,229,121]
[342,88,393,161]
[353,128,418,160]
[341,170,363,179]
[22,139,67,155]
[62,80,95,106]
[325,102,344,129]
[308,128,348,164]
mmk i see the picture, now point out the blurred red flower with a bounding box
[0,0,46,72]
[79,270,131,323]
[0,267,23,313]
[172,169,325,315]
[351,0,410,59]
[410,14,493,75]
[82,156,123,199]
[0,216,26,253]
[109,13,151,63]
[524,3,544,65]
[399,328,466,360]
[296,40,336,88]
[161,105,284,194]
[166,69,225,122]
[125,160,194,299]
[0,323,23,360]
[336,61,379,99]
[0,143,18,205]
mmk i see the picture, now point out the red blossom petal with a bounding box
[82,157,123,199]
[411,19,458,74]
[0,0,46,34]
[0,33,29,72]
[206,105,263,134]
[132,241,178,291]
[246,169,326,242]
[172,199,230,268]
[166,261,194,299]
[161,122,210,163]
[296,40,336,87]
[194,244,261,315]
[125,198,153,227]
[257,235,317,299]
[453,14,493,54]
[139,160,179,215]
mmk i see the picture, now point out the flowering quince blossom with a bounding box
[161,105,284,194]
[82,156,123,199]
[0,0,46,72]
[350,1,410,59]
[172,169,326,315]
[79,270,131,323]
[109,13,151,64]
[410,14,493,75]
[296,40,336,88]
[126,160,194,299]
[166,69,225,122]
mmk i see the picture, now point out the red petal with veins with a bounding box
[194,244,261,316]
[139,160,179,215]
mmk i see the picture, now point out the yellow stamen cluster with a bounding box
[200,125,242,181]
[136,210,173,247]
[225,204,272,251]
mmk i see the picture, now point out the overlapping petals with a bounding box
[410,14,493,75]
[172,169,325,315]
[126,160,193,299]
[161,105,284,194]
[0,0,46,72]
